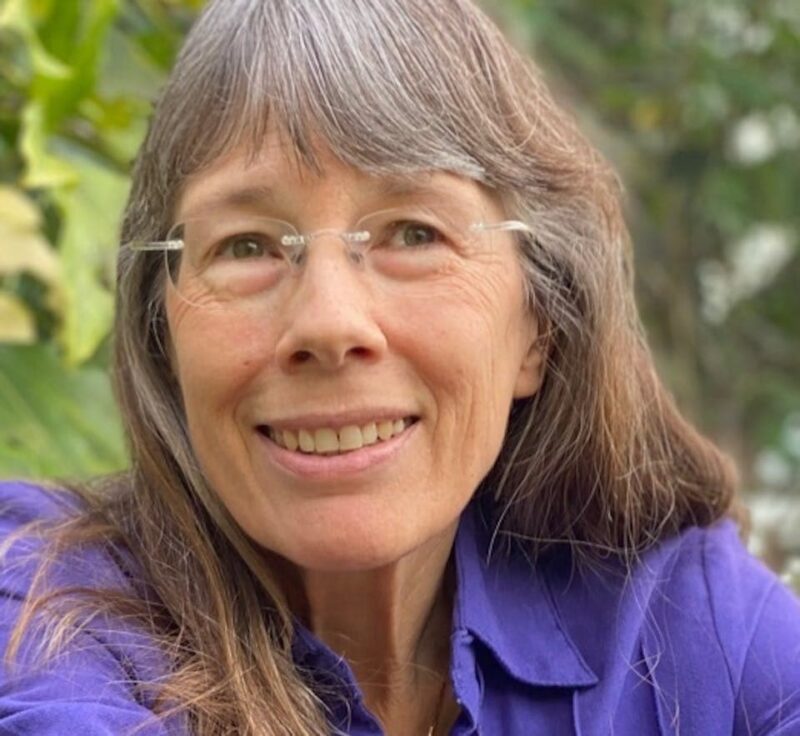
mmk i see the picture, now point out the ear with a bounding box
[513,328,547,399]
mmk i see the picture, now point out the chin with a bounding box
[265,506,426,573]
[296,525,416,573]
[289,546,404,573]
[233,486,458,573]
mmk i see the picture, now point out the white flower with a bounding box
[729,113,777,164]
[699,224,796,323]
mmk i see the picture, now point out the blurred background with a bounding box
[0,0,798,580]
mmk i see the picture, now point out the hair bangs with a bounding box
[148,0,541,203]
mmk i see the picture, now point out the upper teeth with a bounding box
[268,418,412,455]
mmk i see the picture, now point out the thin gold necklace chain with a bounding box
[426,677,449,736]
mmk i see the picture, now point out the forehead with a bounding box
[175,130,500,223]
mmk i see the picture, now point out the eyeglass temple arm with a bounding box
[473,220,532,235]
[126,239,185,252]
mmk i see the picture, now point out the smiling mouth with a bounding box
[258,417,419,456]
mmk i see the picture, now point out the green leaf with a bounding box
[0,343,127,479]
[0,0,72,80]
[31,0,121,131]
[54,152,128,365]
[19,101,78,188]
[0,292,36,343]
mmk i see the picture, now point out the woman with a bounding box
[1,0,799,734]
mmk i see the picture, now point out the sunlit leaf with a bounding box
[0,292,36,343]
[0,185,60,284]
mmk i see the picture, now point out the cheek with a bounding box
[168,299,277,420]
[432,267,526,388]
[386,266,525,455]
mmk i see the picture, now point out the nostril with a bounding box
[289,346,374,367]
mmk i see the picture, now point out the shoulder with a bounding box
[0,479,81,585]
[0,478,145,626]
[648,520,800,735]
[674,520,800,735]
[547,519,800,735]
[0,480,181,735]
[639,519,800,682]
[0,479,92,598]
[640,518,793,644]
[0,478,82,527]
[561,517,800,646]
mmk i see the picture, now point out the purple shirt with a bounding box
[2,480,800,735]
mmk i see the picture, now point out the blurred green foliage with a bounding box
[0,0,201,478]
[0,0,798,494]
[497,0,800,497]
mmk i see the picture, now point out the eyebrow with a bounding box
[203,184,279,211]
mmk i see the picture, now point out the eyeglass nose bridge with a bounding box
[280,227,372,268]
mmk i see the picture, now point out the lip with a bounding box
[256,419,419,481]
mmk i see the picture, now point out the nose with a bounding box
[274,236,387,373]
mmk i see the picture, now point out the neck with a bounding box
[273,523,458,732]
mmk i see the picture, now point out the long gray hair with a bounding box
[7,0,738,733]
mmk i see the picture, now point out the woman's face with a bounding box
[167,131,544,572]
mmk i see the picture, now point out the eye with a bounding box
[390,221,444,249]
[219,235,276,259]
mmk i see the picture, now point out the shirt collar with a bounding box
[452,497,598,689]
